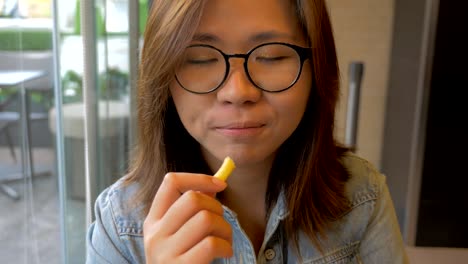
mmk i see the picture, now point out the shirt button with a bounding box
[264,248,276,261]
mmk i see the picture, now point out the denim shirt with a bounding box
[86,154,408,263]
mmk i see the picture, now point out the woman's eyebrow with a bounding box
[192,33,221,44]
[191,31,295,45]
[248,31,294,43]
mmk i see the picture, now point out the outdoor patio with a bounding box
[0,146,85,264]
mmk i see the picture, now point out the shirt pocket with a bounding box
[304,242,361,264]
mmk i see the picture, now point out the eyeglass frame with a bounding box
[175,42,313,94]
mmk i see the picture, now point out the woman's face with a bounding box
[170,0,312,169]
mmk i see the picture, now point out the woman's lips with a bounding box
[215,123,266,137]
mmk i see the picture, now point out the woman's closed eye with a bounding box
[186,57,219,65]
[254,55,292,64]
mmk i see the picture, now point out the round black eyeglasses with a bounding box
[175,42,312,94]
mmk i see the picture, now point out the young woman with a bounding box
[87,0,408,263]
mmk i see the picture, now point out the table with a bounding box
[0,70,47,200]
[0,71,45,86]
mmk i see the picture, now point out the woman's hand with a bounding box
[143,173,233,264]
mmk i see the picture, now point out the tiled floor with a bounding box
[0,146,88,264]
[0,147,61,264]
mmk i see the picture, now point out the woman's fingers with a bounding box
[144,172,231,263]
[179,236,233,263]
[171,209,232,255]
[157,190,224,236]
[147,173,227,221]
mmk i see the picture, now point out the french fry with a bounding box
[213,157,236,181]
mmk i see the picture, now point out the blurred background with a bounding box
[0,0,466,263]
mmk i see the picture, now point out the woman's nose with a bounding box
[216,64,262,105]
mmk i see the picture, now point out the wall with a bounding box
[381,0,437,243]
[327,0,394,169]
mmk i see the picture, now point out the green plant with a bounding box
[73,0,105,36]
[99,68,129,100]
[139,0,148,34]
[0,29,53,51]
[0,88,16,105]
[69,0,147,37]
[62,70,83,104]
[61,68,129,104]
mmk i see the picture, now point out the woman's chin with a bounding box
[218,151,276,169]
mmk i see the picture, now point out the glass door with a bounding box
[0,0,59,263]
[52,0,146,262]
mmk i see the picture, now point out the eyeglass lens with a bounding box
[176,43,303,93]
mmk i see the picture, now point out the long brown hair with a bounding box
[126,0,350,254]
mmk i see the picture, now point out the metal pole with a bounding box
[128,0,141,150]
[51,0,69,262]
[81,0,99,227]
[345,62,364,152]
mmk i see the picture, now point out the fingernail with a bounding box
[212,177,227,187]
